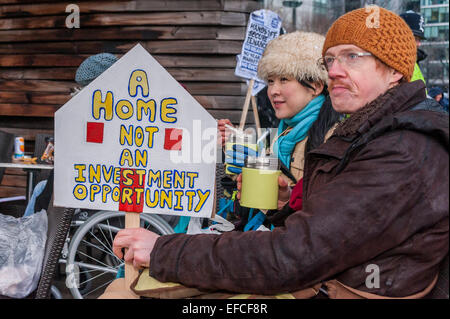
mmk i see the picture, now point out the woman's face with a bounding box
[267,75,317,120]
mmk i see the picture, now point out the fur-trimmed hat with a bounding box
[257,31,328,84]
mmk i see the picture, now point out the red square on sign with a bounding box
[86,122,104,144]
[164,128,183,151]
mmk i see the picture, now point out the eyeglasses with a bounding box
[319,52,373,71]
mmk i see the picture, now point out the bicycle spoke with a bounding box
[74,261,120,274]
[88,229,121,263]
[77,268,116,298]
[77,266,118,276]
[81,239,121,261]
[144,220,154,231]
[83,277,116,298]
[77,250,115,270]
[79,266,114,285]
[93,219,121,262]
[93,226,123,265]
[97,222,116,254]
[106,218,115,251]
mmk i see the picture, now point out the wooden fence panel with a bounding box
[0,0,260,15]
[0,54,238,67]
[0,40,243,54]
[0,26,246,43]
[0,12,248,30]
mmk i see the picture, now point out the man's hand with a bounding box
[113,228,160,269]
[217,118,233,147]
[236,174,290,210]
[277,176,290,208]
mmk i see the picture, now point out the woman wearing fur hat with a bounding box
[258,31,339,185]
[220,32,340,224]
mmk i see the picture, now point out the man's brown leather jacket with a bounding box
[149,81,449,297]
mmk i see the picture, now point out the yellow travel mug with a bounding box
[240,156,280,210]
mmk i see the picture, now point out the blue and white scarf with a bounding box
[274,94,325,168]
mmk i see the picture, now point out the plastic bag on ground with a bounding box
[0,209,48,298]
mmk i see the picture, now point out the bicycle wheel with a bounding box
[65,211,174,299]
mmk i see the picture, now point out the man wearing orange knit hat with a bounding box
[107,7,448,299]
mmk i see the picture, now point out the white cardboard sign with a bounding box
[54,44,217,218]
[234,9,282,80]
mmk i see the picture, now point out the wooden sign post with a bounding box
[251,95,262,139]
[124,212,140,289]
[239,79,255,131]
[239,79,262,139]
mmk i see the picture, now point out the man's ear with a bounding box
[389,69,404,85]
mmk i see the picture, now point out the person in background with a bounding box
[400,10,427,86]
[428,86,449,113]
[110,7,448,298]
[218,31,340,230]
[73,53,118,92]
[23,53,119,217]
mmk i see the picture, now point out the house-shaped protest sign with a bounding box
[54,44,217,218]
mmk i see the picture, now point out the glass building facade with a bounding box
[421,0,449,88]
[422,0,449,40]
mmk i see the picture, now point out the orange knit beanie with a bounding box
[323,6,416,81]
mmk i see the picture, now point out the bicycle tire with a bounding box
[66,211,174,299]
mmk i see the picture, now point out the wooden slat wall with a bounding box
[0,0,260,197]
